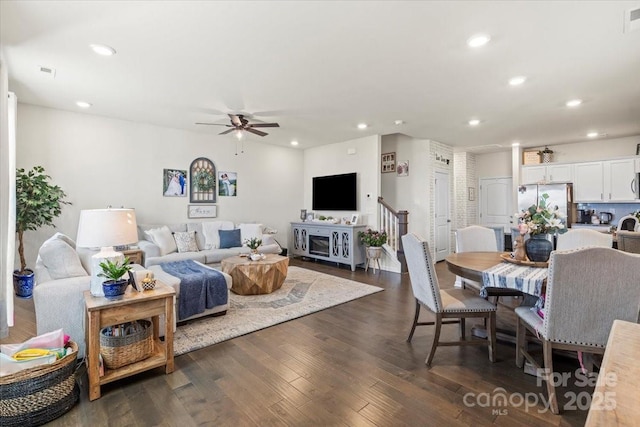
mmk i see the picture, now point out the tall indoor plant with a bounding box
[14,166,70,297]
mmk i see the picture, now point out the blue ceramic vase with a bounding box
[525,234,553,262]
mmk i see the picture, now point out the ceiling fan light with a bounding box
[235,129,243,140]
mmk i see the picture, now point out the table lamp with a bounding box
[76,208,138,296]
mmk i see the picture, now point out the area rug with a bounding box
[173,266,383,355]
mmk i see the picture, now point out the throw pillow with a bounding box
[219,228,242,249]
[39,235,87,280]
[173,231,199,253]
[144,226,178,256]
[201,221,234,249]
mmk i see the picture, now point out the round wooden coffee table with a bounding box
[221,254,289,295]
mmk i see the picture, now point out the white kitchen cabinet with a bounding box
[521,164,573,184]
[605,158,637,201]
[574,158,638,202]
[574,162,605,202]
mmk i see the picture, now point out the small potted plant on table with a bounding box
[98,258,132,299]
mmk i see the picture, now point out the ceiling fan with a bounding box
[196,114,280,137]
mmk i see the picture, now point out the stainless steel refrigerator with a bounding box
[517,183,576,228]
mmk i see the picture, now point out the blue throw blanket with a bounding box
[160,260,228,320]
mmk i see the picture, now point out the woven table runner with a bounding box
[481,262,547,298]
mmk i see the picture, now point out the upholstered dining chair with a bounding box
[402,233,497,366]
[617,214,639,232]
[617,230,640,253]
[555,228,612,251]
[515,247,640,414]
[454,225,499,291]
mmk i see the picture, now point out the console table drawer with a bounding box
[308,228,330,236]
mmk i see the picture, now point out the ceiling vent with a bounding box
[38,66,56,78]
[623,6,640,33]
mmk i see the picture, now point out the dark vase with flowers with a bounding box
[525,234,553,262]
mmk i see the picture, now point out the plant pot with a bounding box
[102,279,129,300]
[366,246,383,259]
[525,234,553,262]
[13,269,35,298]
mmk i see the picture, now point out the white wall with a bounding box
[529,136,640,163]
[303,135,380,227]
[476,150,512,179]
[16,104,304,268]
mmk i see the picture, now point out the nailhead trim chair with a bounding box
[402,233,497,366]
[617,230,640,254]
[515,247,640,414]
[555,228,612,251]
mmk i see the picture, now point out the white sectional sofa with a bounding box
[32,232,233,359]
[137,221,282,267]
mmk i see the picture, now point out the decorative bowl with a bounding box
[250,253,264,261]
[102,279,129,299]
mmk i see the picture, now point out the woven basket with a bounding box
[100,320,153,369]
[0,341,79,427]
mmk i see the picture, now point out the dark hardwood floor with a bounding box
[2,258,589,426]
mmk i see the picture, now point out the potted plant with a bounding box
[98,257,132,299]
[358,228,388,260]
[15,166,70,298]
[516,193,567,262]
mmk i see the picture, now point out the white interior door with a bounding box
[479,177,513,230]
[434,171,450,262]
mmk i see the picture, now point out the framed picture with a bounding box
[381,152,396,173]
[397,160,409,176]
[190,157,216,203]
[188,204,217,218]
[468,187,475,201]
[306,213,314,221]
[163,169,187,197]
[350,214,359,225]
[218,171,237,196]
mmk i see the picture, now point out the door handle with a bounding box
[631,178,636,194]
[447,219,451,223]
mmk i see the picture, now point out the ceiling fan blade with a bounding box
[249,123,280,128]
[196,122,232,126]
[229,114,243,127]
[219,129,236,135]
[245,128,268,137]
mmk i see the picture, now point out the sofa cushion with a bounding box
[219,228,242,249]
[144,226,178,256]
[186,223,206,250]
[39,233,87,280]
[174,231,199,253]
[138,223,186,241]
[201,221,234,249]
[238,223,264,243]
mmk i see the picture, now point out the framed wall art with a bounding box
[190,157,216,203]
[350,214,359,225]
[381,152,396,173]
[218,171,237,197]
[397,161,409,177]
[163,169,187,197]
[188,204,217,218]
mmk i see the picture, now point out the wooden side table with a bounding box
[84,282,175,401]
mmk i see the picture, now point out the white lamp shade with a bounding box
[76,208,138,248]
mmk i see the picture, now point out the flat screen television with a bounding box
[312,172,357,211]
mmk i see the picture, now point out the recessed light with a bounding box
[509,76,527,86]
[566,99,582,107]
[76,101,92,108]
[587,132,599,138]
[394,120,404,125]
[357,123,368,129]
[290,140,299,146]
[467,34,491,48]
[511,141,521,147]
[468,119,481,126]
[90,44,116,56]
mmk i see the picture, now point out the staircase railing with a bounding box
[378,197,409,273]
